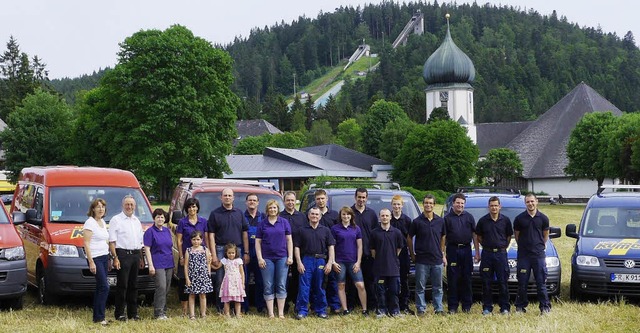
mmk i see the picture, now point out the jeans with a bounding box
[414,263,444,313]
[335,262,364,283]
[261,257,288,300]
[114,250,140,319]
[326,267,341,311]
[153,267,173,318]
[446,245,473,311]
[295,256,328,316]
[480,250,509,312]
[515,256,550,311]
[375,276,400,315]
[92,255,110,322]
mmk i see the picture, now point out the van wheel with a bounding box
[38,272,54,305]
[9,295,23,310]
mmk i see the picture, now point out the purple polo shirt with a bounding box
[143,225,174,269]
[331,223,362,263]
[176,216,209,254]
[256,216,292,260]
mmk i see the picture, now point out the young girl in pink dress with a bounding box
[219,243,246,317]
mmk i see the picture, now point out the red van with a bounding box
[11,166,155,304]
[0,202,27,309]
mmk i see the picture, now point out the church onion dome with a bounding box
[423,22,475,86]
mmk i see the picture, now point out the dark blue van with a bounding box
[566,185,640,300]
[444,189,562,297]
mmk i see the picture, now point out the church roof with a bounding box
[423,20,475,87]
[505,82,623,178]
[476,121,533,156]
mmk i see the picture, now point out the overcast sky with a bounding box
[1,0,636,79]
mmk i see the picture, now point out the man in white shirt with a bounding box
[109,195,144,321]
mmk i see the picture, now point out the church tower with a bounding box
[423,14,476,143]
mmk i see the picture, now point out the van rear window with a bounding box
[194,192,283,219]
[49,187,152,223]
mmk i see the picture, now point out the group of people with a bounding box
[82,189,552,325]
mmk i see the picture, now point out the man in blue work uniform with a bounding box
[476,196,513,315]
[244,193,266,313]
[312,189,341,314]
[280,191,308,311]
[370,208,404,318]
[408,194,446,315]
[294,207,336,319]
[351,188,378,314]
[514,193,551,315]
[390,194,414,315]
[444,193,480,314]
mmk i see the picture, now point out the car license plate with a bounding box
[611,273,640,283]
[508,273,517,282]
[108,277,117,286]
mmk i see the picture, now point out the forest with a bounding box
[50,1,640,127]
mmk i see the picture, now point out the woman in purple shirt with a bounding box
[256,199,293,318]
[330,206,367,315]
[143,208,174,319]
[175,198,209,317]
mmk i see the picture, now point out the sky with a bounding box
[1,0,637,79]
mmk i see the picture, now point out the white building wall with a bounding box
[527,178,617,197]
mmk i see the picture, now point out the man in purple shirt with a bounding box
[244,193,266,313]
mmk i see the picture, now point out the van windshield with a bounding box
[323,193,421,220]
[581,207,640,238]
[49,187,153,224]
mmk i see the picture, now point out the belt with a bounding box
[304,254,327,259]
[485,247,505,252]
[116,248,141,255]
[448,243,470,248]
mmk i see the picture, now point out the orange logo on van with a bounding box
[71,227,84,239]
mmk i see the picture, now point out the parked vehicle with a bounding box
[168,178,284,283]
[567,184,640,301]
[444,188,562,297]
[11,166,156,304]
[0,202,27,309]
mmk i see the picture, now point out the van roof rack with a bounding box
[308,180,401,190]
[456,187,521,195]
[597,184,640,194]
[179,178,276,189]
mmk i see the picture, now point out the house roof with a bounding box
[235,119,282,141]
[505,82,623,178]
[224,146,378,179]
[299,144,390,170]
[476,121,532,155]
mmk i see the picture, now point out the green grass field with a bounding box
[2,204,640,332]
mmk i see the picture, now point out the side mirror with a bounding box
[12,211,26,225]
[566,224,578,239]
[549,226,562,239]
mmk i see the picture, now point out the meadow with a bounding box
[2,204,640,333]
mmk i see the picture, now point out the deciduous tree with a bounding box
[477,148,523,187]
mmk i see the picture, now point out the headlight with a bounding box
[49,244,79,257]
[576,255,600,267]
[545,257,560,267]
[1,246,25,260]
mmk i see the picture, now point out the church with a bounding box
[422,16,622,197]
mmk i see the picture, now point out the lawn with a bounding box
[2,204,640,332]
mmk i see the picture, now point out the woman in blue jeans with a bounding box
[255,200,293,318]
[330,206,367,315]
[83,198,110,326]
